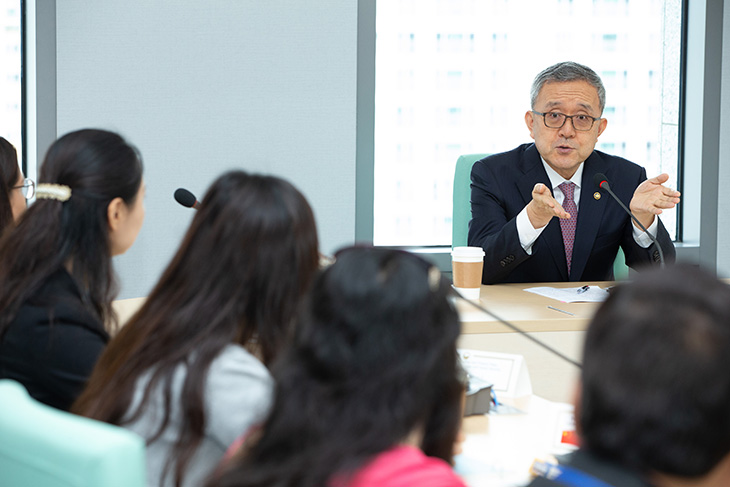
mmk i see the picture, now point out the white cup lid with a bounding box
[451,246,485,258]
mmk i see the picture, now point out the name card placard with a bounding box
[458,349,532,398]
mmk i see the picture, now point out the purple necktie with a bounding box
[558,182,577,276]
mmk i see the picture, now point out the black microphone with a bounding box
[454,289,581,368]
[593,173,664,266]
[174,188,201,210]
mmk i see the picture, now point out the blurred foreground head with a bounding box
[211,246,464,487]
[580,264,730,480]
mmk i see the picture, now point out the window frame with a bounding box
[23,0,57,185]
[356,0,710,271]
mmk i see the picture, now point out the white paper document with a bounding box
[524,285,610,303]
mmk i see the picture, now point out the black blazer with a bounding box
[468,143,675,284]
[0,268,109,410]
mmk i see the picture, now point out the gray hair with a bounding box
[530,61,606,114]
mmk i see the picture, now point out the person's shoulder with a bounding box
[566,450,650,487]
[17,268,105,335]
[590,150,645,173]
[208,344,273,386]
[525,476,562,487]
[477,143,533,165]
[525,450,651,487]
[472,144,537,179]
[204,345,274,445]
[348,446,467,487]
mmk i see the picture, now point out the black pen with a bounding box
[576,285,590,294]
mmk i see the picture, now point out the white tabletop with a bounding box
[456,395,577,487]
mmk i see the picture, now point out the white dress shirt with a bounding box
[515,159,658,254]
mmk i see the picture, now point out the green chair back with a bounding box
[613,246,629,280]
[0,379,146,487]
[452,153,489,248]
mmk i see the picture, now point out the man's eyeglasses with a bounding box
[532,111,601,132]
[12,178,35,200]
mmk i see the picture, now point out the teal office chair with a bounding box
[0,379,146,487]
[452,153,629,280]
[453,154,490,248]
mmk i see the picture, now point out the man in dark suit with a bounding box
[468,62,679,284]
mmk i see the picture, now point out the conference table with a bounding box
[455,281,611,404]
[113,281,610,403]
[452,281,614,486]
[456,281,606,334]
[457,393,578,487]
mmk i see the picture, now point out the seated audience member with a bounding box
[73,171,320,487]
[0,136,33,232]
[0,129,144,411]
[529,264,730,487]
[209,247,468,487]
[468,61,679,283]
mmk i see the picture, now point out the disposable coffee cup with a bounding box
[451,246,485,300]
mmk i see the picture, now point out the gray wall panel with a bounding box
[55,1,358,298]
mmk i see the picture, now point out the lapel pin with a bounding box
[593,192,601,200]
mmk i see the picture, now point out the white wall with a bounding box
[54,1,358,298]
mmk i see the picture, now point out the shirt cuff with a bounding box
[516,206,547,255]
[632,216,659,248]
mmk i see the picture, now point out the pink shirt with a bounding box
[342,446,468,487]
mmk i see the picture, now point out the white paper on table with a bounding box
[524,285,610,303]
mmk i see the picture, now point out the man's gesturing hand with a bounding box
[629,173,681,230]
[526,183,572,229]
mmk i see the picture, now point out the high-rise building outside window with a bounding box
[373,0,682,246]
[0,1,22,161]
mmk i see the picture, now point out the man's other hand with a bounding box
[629,173,681,229]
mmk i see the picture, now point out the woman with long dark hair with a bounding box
[73,171,320,487]
[0,129,145,411]
[0,136,33,232]
[210,247,467,487]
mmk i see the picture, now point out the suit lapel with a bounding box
[570,152,609,280]
[517,145,569,281]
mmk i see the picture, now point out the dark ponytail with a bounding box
[0,129,143,340]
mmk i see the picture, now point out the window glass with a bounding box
[374,0,682,246]
[0,1,22,159]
